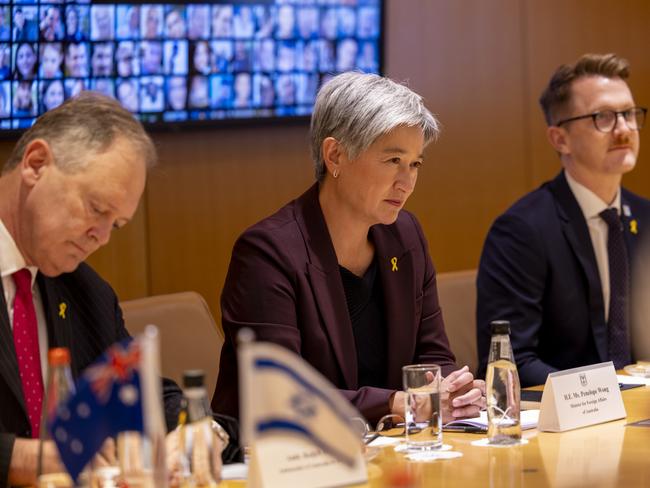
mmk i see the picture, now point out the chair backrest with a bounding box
[436,269,478,375]
[120,291,224,396]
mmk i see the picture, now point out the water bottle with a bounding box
[180,370,219,488]
[37,348,76,488]
[486,320,521,445]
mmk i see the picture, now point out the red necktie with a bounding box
[12,268,44,438]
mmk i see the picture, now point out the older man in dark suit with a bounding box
[0,94,200,487]
[477,53,650,386]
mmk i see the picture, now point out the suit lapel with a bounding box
[38,275,76,375]
[371,225,415,389]
[296,184,358,390]
[550,172,608,361]
[0,278,27,413]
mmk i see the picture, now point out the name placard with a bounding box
[247,436,367,488]
[538,362,626,432]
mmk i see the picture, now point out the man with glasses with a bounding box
[476,53,649,387]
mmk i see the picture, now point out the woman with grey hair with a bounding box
[213,72,486,424]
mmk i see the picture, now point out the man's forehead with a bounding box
[569,75,633,110]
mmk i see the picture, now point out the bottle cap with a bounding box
[48,347,70,366]
[183,369,205,388]
[490,320,510,335]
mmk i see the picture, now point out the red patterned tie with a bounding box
[12,269,44,438]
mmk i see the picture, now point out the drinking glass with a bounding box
[402,364,442,450]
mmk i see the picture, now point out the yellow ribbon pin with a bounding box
[391,257,398,272]
[630,219,638,235]
[58,303,67,319]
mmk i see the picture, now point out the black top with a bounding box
[339,260,388,389]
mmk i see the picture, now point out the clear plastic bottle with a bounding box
[486,320,522,445]
[37,348,76,488]
[180,370,218,488]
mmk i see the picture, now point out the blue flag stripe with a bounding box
[254,358,353,426]
[256,419,356,467]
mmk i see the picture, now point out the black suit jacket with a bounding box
[213,183,457,424]
[477,171,650,386]
[0,263,183,488]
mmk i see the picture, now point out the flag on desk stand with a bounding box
[238,329,367,488]
[50,325,167,484]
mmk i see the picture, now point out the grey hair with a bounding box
[310,72,440,182]
[2,91,156,175]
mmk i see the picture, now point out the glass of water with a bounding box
[402,364,442,451]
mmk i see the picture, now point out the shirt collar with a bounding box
[565,170,621,220]
[0,219,38,285]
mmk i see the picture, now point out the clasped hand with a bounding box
[390,365,486,424]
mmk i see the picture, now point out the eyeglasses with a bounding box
[555,107,647,132]
[352,414,406,445]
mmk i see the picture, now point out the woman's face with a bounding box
[44,81,64,111]
[329,125,425,227]
[17,44,36,77]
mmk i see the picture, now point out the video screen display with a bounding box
[0,0,382,131]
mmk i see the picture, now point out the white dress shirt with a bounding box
[0,219,49,380]
[565,171,621,322]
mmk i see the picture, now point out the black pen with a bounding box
[443,425,486,434]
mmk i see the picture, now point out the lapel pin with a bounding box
[391,257,398,272]
[58,302,67,319]
[630,219,638,235]
[623,205,631,217]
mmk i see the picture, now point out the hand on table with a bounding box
[166,422,224,487]
[441,366,486,423]
[389,365,486,424]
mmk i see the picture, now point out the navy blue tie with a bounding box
[599,208,631,369]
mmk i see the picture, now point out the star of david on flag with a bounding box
[238,333,364,469]
[49,339,144,481]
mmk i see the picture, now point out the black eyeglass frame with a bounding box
[555,107,647,132]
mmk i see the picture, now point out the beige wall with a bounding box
[1,0,648,325]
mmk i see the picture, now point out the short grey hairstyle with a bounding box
[310,72,440,182]
[2,91,156,175]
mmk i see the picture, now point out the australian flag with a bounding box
[49,339,144,481]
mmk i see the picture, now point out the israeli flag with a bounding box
[238,332,364,468]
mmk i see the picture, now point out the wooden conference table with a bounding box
[221,384,650,488]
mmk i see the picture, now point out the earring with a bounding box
[333,169,339,179]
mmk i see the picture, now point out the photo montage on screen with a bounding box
[0,0,381,129]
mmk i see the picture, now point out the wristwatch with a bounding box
[211,420,230,446]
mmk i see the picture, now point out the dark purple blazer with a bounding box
[212,183,457,423]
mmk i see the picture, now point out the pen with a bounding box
[443,426,487,434]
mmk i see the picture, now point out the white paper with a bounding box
[443,410,540,430]
[367,436,402,447]
[616,374,650,386]
[222,463,249,480]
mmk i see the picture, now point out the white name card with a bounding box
[247,436,367,488]
[538,362,626,432]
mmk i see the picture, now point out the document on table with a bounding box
[616,374,650,386]
[443,409,540,432]
[222,463,248,480]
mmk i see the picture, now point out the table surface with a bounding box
[221,384,650,488]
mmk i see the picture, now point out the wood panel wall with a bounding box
[1,0,648,325]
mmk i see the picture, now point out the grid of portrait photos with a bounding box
[0,0,382,129]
